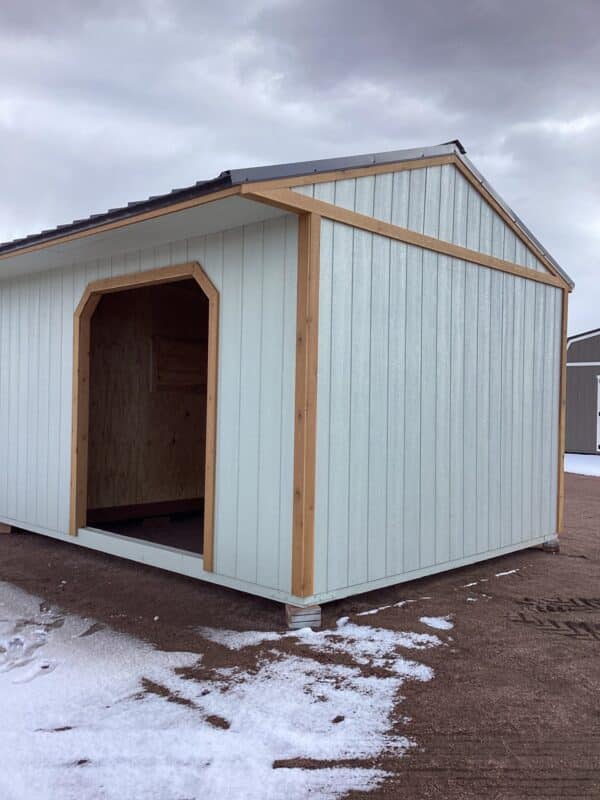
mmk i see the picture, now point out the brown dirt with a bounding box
[1,472,599,798]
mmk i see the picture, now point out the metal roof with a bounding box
[567,327,600,343]
[0,139,573,287]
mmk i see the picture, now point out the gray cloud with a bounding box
[1,0,599,331]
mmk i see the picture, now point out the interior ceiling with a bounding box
[0,196,288,280]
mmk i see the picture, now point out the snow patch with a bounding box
[200,621,440,681]
[196,627,283,651]
[495,569,519,577]
[292,623,439,679]
[355,600,410,617]
[419,616,454,631]
[0,581,441,800]
[564,453,600,476]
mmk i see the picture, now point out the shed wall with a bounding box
[294,163,549,273]
[0,215,298,595]
[567,334,600,363]
[313,218,561,599]
[565,365,599,454]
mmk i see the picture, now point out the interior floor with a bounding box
[101,511,204,555]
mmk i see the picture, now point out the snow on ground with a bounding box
[564,453,600,476]
[419,616,454,631]
[0,581,447,800]
[200,618,440,682]
[355,600,411,616]
[495,569,519,578]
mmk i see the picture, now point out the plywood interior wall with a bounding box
[87,279,209,511]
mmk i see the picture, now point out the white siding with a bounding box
[0,215,298,595]
[313,219,561,598]
[294,163,550,274]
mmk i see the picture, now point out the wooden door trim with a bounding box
[69,261,219,572]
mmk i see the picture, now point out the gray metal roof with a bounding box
[568,327,600,343]
[228,140,465,184]
[0,139,574,287]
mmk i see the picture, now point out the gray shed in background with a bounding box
[566,329,600,454]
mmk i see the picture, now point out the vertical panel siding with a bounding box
[565,365,599,453]
[420,251,437,568]
[0,215,297,596]
[236,225,264,583]
[294,163,550,273]
[462,263,478,557]
[435,256,452,565]
[402,246,422,574]
[326,221,353,591]
[449,262,465,560]
[0,287,8,515]
[368,234,391,581]
[385,241,407,577]
[348,228,372,586]
[313,220,562,597]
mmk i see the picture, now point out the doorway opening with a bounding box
[70,263,218,567]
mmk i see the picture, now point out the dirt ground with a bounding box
[1,472,599,799]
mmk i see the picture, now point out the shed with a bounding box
[0,141,573,624]
[566,329,600,454]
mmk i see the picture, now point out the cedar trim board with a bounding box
[556,287,569,536]
[291,213,321,597]
[69,262,219,572]
[245,154,453,191]
[243,186,568,290]
[0,186,240,261]
[239,155,566,285]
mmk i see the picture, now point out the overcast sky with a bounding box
[1,0,598,333]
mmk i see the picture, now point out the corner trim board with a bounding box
[69,261,219,572]
[556,288,568,535]
[291,213,320,597]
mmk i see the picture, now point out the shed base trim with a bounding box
[308,535,552,605]
[0,519,553,609]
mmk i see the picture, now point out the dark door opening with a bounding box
[86,279,209,555]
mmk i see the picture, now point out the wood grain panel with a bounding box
[87,281,208,510]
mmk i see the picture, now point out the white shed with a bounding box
[0,141,573,625]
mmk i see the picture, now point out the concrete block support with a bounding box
[285,603,322,630]
[542,536,560,554]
